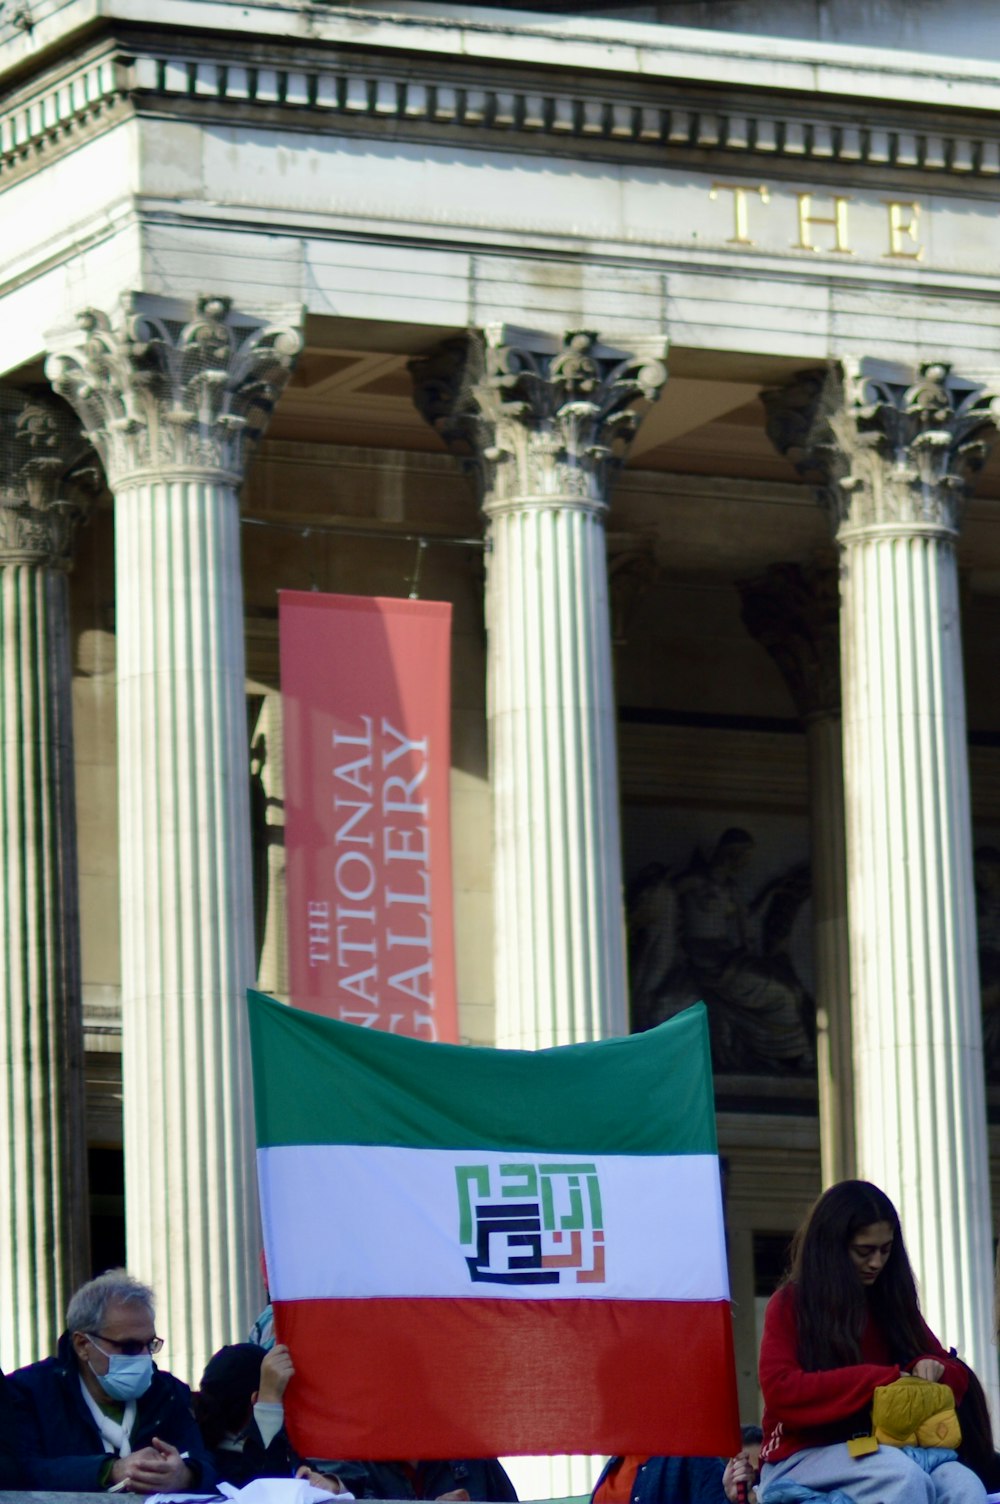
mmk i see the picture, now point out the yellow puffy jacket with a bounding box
[871,1374,962,1449]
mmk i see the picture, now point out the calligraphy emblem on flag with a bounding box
[247,988,741,1460]
[457,1162,606,1285]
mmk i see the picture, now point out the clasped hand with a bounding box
[109,1436,194,1494]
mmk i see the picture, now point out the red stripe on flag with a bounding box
[275,1296,741,1460]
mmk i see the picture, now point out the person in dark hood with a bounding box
[194,1340,297,1485]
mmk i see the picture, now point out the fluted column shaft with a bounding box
[47,294,302,1382]
[0,395,89,1369]
[486,457,630,1504]
[411,328,668,1056]
[766,361,997,1409]
[487,495,623,1047]
[0,563,88,1366]
[115,475,255,1383]
[840,524,991,1372]
[411,329,666,1499]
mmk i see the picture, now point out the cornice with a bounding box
[0,48,128,184]
[6,30,1000,194]
[10,0,1000,111]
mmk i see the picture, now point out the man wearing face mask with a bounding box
[8,1268,216,1492]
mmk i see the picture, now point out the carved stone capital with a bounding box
[45,293,304,489]
[0,391,94,568]
[739,558,840,721]
[763,360,1000,538]
[410,326,668,514]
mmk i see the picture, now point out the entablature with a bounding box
[6,14,1000,196]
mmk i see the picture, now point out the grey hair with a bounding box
[66,1269,155,1333]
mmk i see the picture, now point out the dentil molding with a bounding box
[5,37,1000,192]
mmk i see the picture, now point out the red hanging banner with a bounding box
[280,591,458,1043]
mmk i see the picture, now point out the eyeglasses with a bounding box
[87,1332,164,1357]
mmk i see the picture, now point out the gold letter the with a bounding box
[794,193,853,254]
[710,182,771,245]
[885,201,923,260]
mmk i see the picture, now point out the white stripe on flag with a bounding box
[258,1145,729,1302]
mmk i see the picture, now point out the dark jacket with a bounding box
[592,1455,728,1504]
[321,1457,518,1500]
[8,1332,217,1492]
[210,1416,298,1486]
[0,1369,23,1487]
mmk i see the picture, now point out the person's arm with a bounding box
[241,1342,295,1477]
[21,1451,112,1491]
[42,1458,113,1489]
[759,1286,899,1428]
[907,1320,969,1402]
[7,1370,112,1491]
[241,1406,296,1477]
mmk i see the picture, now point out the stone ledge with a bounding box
[0,1496,530,1504]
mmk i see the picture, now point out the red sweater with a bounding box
[759,1283,968,1464]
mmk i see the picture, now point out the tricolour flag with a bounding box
[248,989,740,1461]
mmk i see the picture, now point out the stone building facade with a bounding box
[2,0,1000,1471]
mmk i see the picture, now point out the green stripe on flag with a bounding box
[248,991,718,1155]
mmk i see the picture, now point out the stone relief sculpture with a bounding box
[628,827,815,1075]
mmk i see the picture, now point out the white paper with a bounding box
[217,1480,354,1504]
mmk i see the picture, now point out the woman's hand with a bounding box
[911,1358,945,1382]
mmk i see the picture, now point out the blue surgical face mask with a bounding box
[87,1340,153,1401]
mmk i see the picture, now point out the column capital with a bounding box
[0,390,94,568]
[763,360,1000,539]
[45,293,304,490]
[739,558,840,722]
[410,326,668,515]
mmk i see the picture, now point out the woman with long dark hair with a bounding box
[757,1180,985,1503]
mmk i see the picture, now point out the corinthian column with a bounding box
[413,329,667,1051]
[739,559,854,1187]
[769,360,997,1404]
[47,295,302,1382]
[0,393,90,1368]
[412,322,668,1504]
